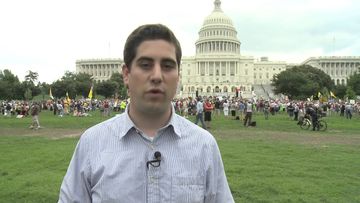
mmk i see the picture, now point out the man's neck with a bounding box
[128,105,172,137]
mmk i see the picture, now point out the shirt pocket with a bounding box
[171,175,205,203]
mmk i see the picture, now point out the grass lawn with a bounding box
[1,110,360,202]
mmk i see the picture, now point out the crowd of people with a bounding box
[171,95,360,130]
[2,96,359,126]
[1,96,359,126]
[0,98,129,118]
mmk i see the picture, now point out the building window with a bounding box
[230,66,235,76]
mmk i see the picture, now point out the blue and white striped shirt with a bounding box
[58,106,234,203]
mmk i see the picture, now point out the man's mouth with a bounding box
[146,89,164,96]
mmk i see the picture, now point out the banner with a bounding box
[66,92,71,103]
[88,85,93,99]
[330,91,336,98]
[49,88,54,99]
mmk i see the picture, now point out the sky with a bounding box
[1,0,359,83]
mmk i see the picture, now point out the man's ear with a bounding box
[122,64,130,89]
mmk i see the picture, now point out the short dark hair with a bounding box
[123,24,182,69]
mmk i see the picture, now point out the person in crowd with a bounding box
[194,96,207,129]
[230,99,237,119]
[29,102,41,129]
[244,99,254,127]
[58,24,234,203]
[293,102,299,121]
[264,100,270,120]
[182,98,189,118]
[306,104,319,131]
[345,102,353,119]
[57,101,64,117]
[340,103,345,116]
[120,99,127,112]
[287,102,295,119]
[204,98,213,129]
[214,97,221,116]
[223,99,229,117]
[238,100,245,120]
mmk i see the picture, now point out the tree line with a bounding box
[0,69,127,100]
[271,65,360,100]
[1,65,359,101]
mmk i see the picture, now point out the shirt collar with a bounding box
[117,104,182,140]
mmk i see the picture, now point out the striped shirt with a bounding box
[58,106,234,203]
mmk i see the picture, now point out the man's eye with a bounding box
[162,62,176,70]
[139,62,151,69]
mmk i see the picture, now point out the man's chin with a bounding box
[143,102,169,114]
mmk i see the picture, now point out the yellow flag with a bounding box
[66,92,71,103]
[88,85,93,99]
[49,88,54,99]
[330,91,336,98]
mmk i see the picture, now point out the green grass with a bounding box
[1,110,360,202]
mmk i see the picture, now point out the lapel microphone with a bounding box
[146,151,161,169]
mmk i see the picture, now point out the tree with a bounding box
[24,88,33,100]
[0,69,21,100]
[333,85,347,99]
[271,65,334,100]
[25,70,39,85]
[75,73,93,97]
[345,87,356,100]
[96,80,118,98]
[347,73,360,95]
[109,72,127,99]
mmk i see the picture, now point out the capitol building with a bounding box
[76,0,360,99]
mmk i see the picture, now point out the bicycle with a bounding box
[315,119,327,131]
[299,115,311,130]
[299,115,327,131]
[299,117,311,130]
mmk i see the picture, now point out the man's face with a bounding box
[122,39,179,115]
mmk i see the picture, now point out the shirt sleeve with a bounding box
[205,141,235,203]
[58,135,92,203]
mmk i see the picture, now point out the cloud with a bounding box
[0,0,359,83]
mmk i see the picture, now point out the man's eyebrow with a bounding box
[161,58,177,64]
[136,57,153,62]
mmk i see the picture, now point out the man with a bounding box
[58,24,234,203]
[345,102,353,119]
[243,100,253,126]
[263,100,270,120]
[194,96,207,129]
[306,104,319,131]
[214,97,221,116]
[204,98,213,129]
[29,102,40,129]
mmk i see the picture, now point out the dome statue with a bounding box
[196,0,241,55]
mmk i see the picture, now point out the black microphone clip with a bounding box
[146,151,161,169]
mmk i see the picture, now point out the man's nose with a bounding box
[150,63,162,83]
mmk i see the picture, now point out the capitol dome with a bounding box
[203,0,233,27]
[196,0,241,55]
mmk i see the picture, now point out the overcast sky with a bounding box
[1,0,359,83]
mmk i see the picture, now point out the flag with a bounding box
[49,88,54,99]
[66,92,71,103]
[330,91,336,98]
[88,85,93,99]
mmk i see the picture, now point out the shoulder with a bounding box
[174,114,217,145]
[79,114,126,148]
